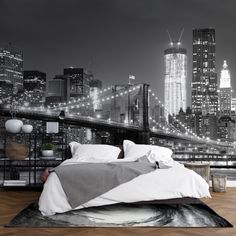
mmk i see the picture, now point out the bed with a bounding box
[39,140,210,216]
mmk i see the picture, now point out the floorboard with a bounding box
[0,188,235,236]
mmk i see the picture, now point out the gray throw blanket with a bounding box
[53,162,157,208]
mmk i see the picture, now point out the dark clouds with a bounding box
[1,0,236,104]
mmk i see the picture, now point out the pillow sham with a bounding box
[69,142,121,162]
[123,140,173,163]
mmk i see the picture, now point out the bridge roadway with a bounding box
[0,108,233,147]
[174,151,236,168]
[0,108,141,131]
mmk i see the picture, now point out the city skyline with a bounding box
[1,0,236,105]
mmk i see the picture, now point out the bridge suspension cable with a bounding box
[148,89,203,139]
[147,89,233,147]
[47,86,113,110]
[18,85,142,114]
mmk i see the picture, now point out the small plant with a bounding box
[42,143,54,150]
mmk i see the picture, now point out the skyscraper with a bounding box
[231,98,236,112]
[219,60,232,116]
[192,28,218,114]
[192,28,218,138]
[217,60,235,142]
[89,79,102,111]
[46,75,69,106]
[0,81,13,105]
[63,68,93,99]
[164,42,187,120]
[0,44,23,97]
[23,70,46,106]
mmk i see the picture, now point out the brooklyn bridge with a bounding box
[0,83,234,147]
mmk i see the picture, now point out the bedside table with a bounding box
[184,162,210,183]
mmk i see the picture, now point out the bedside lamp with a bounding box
[58,110,65,120]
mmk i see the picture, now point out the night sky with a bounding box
[1,0,236,105]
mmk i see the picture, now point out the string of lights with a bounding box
[49,84,141,110]
[149,115,181,134]
[148,89,205,140]
[60,85,140,112]
[47,86,113,110]
[15,84,230,146]
[18,85,141,113]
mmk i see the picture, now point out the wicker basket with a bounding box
[6,142,29,160]
[212,174,227,192]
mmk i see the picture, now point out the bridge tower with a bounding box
[112,83,150,144]
[138,83,150,143]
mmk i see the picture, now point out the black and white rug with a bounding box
[6,201,233,228]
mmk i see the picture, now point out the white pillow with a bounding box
[69,142,121,162]
[123,140,173,163]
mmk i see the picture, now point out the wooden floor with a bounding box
[0,188,235,236]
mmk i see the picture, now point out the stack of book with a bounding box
[3,180,27,186]
[40,156,56,160]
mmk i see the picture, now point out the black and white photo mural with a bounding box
[0,0,236,232]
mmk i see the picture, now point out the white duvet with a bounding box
[39,159,210,216]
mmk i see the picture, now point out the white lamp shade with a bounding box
[5,119,23,133]
[22,124,33,133]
